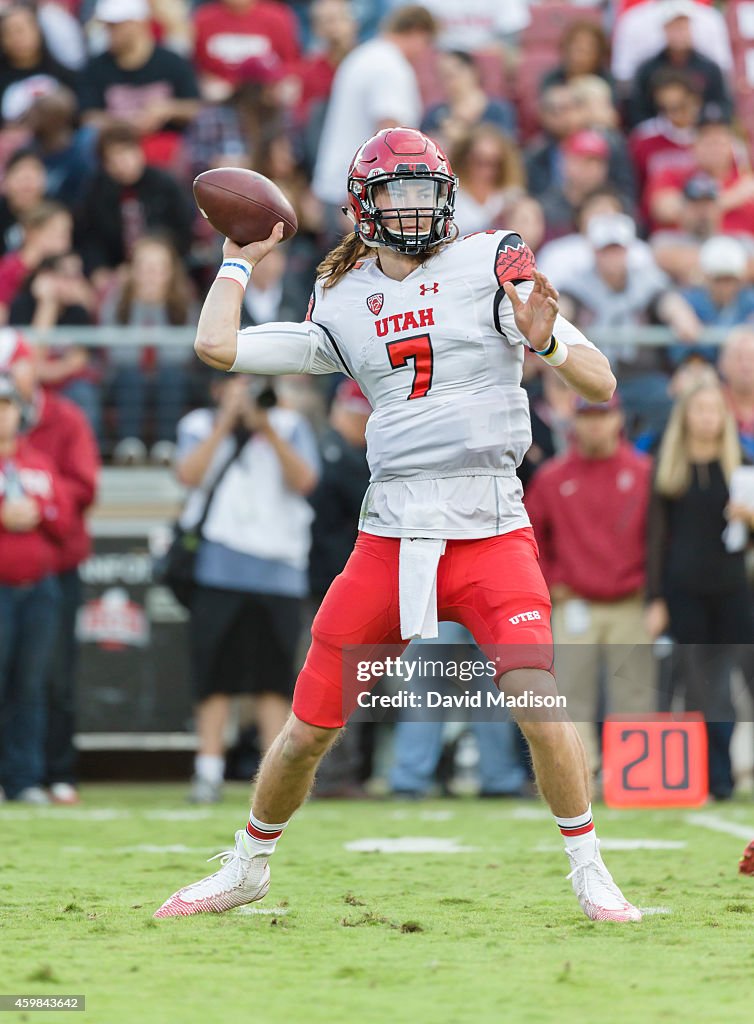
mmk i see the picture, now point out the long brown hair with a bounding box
[654,379,741,498]
[317,232,371,290]
[117,234,193,325]
[317,232,439,289]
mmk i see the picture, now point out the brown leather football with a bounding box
[193,168,298,246]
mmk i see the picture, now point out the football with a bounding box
[193,168,298,246]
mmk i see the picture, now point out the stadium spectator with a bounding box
[308,379,371,797]
[80,0,201,161]
[7,336,99,806]
[649,105,754,237]
[570,75,619,133]
[255,128,318,234]
[185,100,248,181]
[525,393,655,769]
[0,148,47,257]
[450,126,524,236]
[0,372,71,804]
[569,76,636,211]
[631,358,718,456]
[232,54,293,166]
[248,130,322,316]
[540,20,614,95]
[556,213,698,336]
[650,174,722,286]
[311,5,435,240]
[24,89,97,208]
[612,0,733,87]
[629,69,702,225]
[719,327,754,462]
[175,374,319,803]
[389,623,527,798]
[193,0,301,102]
[670,236,754,367]
[76,123,194,279]
[294,0,357,130]
[9,251,100,438]
[645,378,752,800]
[403,0,530,53]
[0,3,76,129]
[557,212,700,434]
[539,130,612,241]
[99,234,197,464]
[0,201,71,324]
[420,50,516,151]
[538,186,655,288]
[627,1,731,129]
[524,84,581,199]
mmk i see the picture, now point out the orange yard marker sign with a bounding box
[602,714,708,808]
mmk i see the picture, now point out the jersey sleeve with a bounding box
[231,320,344,376]
[488,230,535,338]
[492,231,537,288]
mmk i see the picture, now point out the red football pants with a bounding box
[293,528,554,728]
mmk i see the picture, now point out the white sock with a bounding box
[241,810,289,857]
[554,803,597,856]
[195,754,224,785]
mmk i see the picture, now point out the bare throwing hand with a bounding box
[503,270,559,352]
[223,222,285,269]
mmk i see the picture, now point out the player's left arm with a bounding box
[503,271,616,404]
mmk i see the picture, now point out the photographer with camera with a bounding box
[174,371,320,803]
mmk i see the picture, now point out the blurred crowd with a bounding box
[2,0,754,804]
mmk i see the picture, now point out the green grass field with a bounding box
[1,784,753,1024]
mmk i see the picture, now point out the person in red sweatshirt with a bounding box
[0,373,72,804]
[193,0,301,101]
[7,336,100,804]
[525,392,656,770]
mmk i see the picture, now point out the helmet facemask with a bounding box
[352,166,457,256]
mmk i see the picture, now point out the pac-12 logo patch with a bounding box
[367,292,384,315]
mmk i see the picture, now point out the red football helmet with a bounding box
[345,128,457,256]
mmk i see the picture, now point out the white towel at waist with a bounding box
[399,537,447,640]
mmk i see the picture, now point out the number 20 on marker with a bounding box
[602,714,708,808]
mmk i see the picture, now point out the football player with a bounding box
[154,128,641,923]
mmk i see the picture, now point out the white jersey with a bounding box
[232,229,595,539]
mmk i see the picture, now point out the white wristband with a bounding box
[216,258,252,291]
[533,335,569,367]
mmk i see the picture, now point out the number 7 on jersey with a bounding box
[386,333,434,399]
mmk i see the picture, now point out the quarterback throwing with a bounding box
[154,128,641,924]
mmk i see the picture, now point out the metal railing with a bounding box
[17,325,743,350]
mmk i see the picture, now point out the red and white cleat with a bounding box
[153,830,271,918]
[739,839,754,876]
[50,783,80,806]
[566,840,642,923]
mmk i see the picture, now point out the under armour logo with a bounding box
[420,282,439,295]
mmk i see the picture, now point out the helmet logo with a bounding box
[366,292,384,315]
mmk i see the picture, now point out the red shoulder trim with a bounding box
[494,233,536,287]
